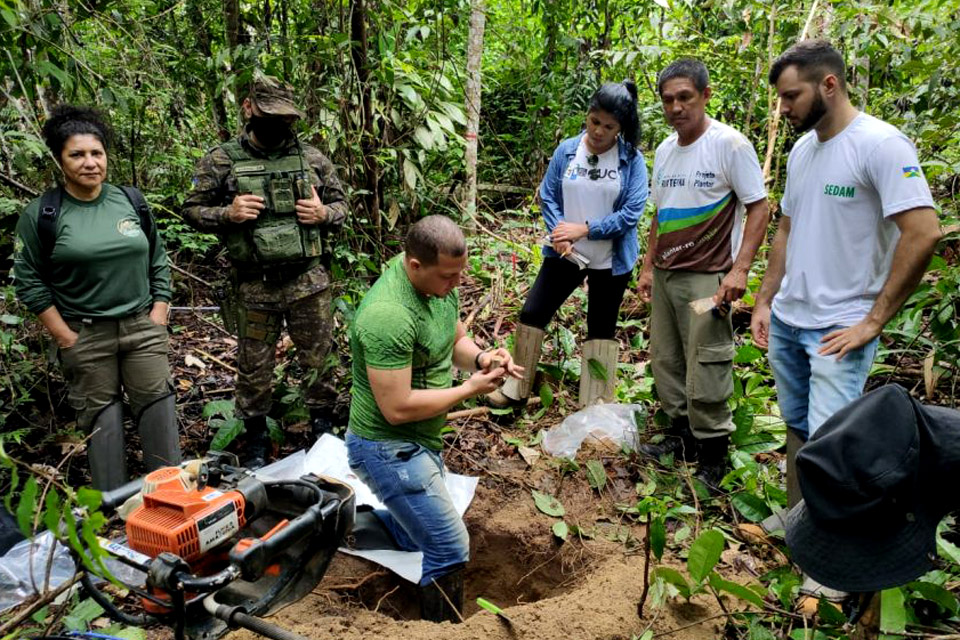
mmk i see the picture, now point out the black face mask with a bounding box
[249,115,293,144]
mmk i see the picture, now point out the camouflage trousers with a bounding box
[235,263,337,419]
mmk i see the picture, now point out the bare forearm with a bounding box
[755,220,788,307]
[386,385,475,425]
[452,335,483,372]
[864,230,940,329]
[731,200,770,275]
[642,218,659,270]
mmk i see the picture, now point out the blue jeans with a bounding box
[768,313,879,439]
[345,432,469,585]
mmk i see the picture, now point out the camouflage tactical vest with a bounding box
[220,139,324,264]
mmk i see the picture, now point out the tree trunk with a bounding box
[264,0,272,52]
[462,0,486,232]
[762,0,820,182]
[188,0,230,141]
[225,0,240,50]
[351,0,380,242]
[280,0,290,77]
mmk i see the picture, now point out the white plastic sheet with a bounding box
[258,435,478,584]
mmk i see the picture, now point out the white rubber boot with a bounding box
[579,339,619,407]
[486,324,545,407]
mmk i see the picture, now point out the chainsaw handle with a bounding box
[229,499,341,581]
[100,477,144,512]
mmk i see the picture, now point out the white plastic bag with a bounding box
[541,403,646,459]
[0,530,75,613]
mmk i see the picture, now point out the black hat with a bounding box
[785,384,960,592]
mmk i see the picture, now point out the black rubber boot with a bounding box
[419,568,464,623]
[309,407,336,440]
[639,417,697,463]
[694,435,730,494]
[243,415,270,470]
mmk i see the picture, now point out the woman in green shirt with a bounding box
[14,105,180,490]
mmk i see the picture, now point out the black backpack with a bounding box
[37,185,158,270]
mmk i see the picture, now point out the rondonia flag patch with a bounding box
[902,166,922,178]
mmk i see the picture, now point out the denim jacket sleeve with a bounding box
[538,143,569,233]
[586,151,649,240]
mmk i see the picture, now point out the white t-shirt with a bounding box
[772,113,936,329]
[651,119,767,272]
[560,136,621,269]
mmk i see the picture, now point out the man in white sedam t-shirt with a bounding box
[748,39,940,608]
[638,59,770,492]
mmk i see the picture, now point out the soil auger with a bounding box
[81,451,355,640]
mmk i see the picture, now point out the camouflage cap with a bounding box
[248,72,305,119]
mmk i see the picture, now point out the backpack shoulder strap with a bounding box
[37,187,63,263]
[118,185,157,253]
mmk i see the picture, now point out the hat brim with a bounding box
[250,98,305,119]
[785,500,938,592]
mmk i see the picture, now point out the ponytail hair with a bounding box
[588,80,640,152]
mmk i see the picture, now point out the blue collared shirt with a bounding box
[538,135,649,276]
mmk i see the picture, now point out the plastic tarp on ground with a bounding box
[257,435,478,584]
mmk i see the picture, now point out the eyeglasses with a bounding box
[587,154,599,180]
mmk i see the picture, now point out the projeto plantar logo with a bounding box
[824,183,855,198]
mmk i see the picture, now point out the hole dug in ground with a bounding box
[346,528,579,621]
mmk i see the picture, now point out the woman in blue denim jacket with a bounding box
[489,81,649,408]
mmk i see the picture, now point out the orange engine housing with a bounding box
[125,467,247,563]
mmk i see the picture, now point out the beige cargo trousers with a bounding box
[649,268,736,439]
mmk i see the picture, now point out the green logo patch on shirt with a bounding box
[824,183,856,198]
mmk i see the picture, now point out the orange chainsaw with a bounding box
[85,452,355,640]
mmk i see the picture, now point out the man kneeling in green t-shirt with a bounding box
[346,215,522,623]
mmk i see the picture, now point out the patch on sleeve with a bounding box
[902,166,922,178]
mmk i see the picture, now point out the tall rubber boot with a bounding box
[579,339,618,407]
[419,568,464,623]
[243,415,270,470]
[785,427,804,509]
[137,392,182,471]
[486,324,544,407]
[87,402,128,491]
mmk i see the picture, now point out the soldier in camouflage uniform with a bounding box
[182,73,348,468]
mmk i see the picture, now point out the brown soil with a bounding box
[224,432,727,640]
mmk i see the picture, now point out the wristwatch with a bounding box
[474,351,486,371]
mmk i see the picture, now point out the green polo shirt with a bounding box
[348,254,459,451]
